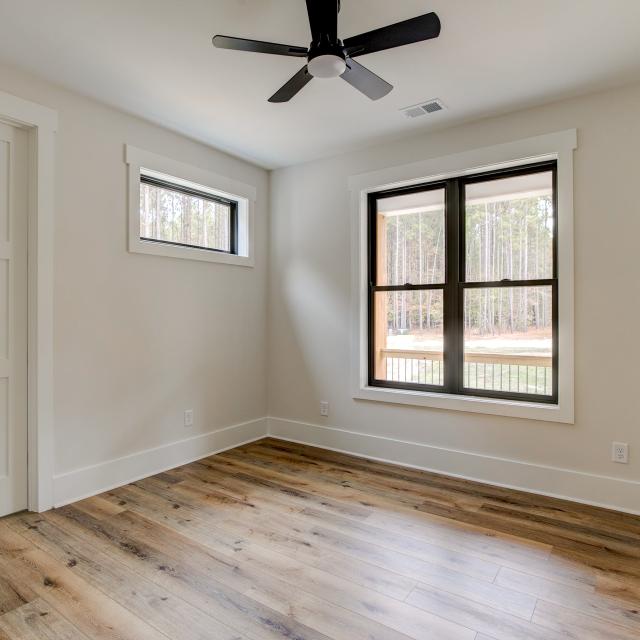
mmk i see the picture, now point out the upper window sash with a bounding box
[459,161,558,284]
[370,181,447,288]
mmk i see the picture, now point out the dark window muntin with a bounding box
[139,173,239,255]
[367,160,558,404]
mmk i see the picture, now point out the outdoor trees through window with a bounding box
[139,173,238,254]
[369,162,557,403]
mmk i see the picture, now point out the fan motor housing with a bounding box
[307,41,346,78]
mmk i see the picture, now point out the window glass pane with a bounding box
[376,188,445,285]
[463,286,552,396]
[140,181,232,252]
[374,290,444,386]
[465,171,553,282]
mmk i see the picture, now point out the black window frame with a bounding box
[368,160,558,405]
[139,173,239,255]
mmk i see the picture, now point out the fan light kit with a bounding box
[308,54,347,79]
[212,0,441,102]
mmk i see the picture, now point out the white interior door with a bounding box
[0,121,28,516]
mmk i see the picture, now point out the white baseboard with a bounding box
[52,417,268,508]
[51,414,639,516]
[267,416,640,516]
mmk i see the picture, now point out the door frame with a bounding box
[0,90,56,512]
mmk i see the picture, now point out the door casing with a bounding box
[0,90,57,513]
[0,121,28,516]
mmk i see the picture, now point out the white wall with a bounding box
[3,60,639,513]
[0,62,269,504]
[268,82,640,512]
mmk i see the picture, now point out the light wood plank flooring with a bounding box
[1,437,640,639]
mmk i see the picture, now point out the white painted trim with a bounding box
[126,145,256,201]
[0,92,58,132]
[0,90,57,512]
[53,417,269,507]
[349,130,576,423]
[50,411,640,515]
[125,144,255,267]
[267,417,640,516]
[348,129,577,192]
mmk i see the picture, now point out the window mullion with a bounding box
[443,179,462,393]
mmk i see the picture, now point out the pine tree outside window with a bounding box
[139,174,238,255]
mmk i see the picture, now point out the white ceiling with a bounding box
[1,0,640,168]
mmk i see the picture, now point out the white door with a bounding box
[0,122,28,516]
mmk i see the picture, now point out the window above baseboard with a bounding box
[349,130,576,423]
[125,145,255,267]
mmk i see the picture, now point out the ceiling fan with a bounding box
[212,1,441,103]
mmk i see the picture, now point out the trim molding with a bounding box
[52,417,268,508]
[267,417,640,515]
[349,130,576,423]
[50,414,640,516]
[125,144,255,267]
[0,90,58,512]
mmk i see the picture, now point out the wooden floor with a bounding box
[1,438,640,640]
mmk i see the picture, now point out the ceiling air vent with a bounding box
[401,99,446,119]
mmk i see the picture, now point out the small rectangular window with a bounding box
[139,173,238,255]
[368,161,557,404]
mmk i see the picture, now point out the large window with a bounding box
[139,173,238,254]
[368,161,557,404]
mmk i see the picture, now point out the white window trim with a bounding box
[348,130,576,423]
[125,145,255,267]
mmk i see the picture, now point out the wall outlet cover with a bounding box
[612,441,629,464]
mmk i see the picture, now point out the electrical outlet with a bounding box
[184,409,194,428]
[319,401,329,417]
[612,441,629,464]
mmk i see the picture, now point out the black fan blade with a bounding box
[341,58,392,100]
[305,0,338,42]
[268,66,313,103]
[212,35,308,57]
[344,12,441,57]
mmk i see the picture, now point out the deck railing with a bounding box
[381,349,552,395]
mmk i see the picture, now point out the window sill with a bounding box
[353,385,574,423]
[129,237,254,267]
